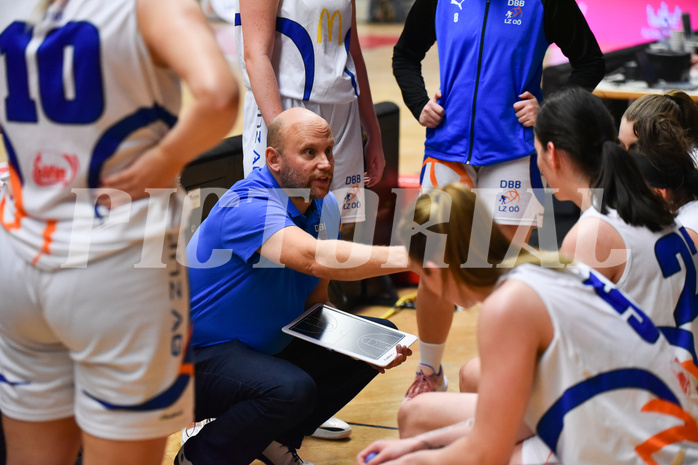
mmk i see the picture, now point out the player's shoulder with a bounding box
[562,213,622,252]
[480,269,552,350]
[485,270,546,319]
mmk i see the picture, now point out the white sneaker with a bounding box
[311,416,352,440]
[180,418,215,446]
[258,441,314,465]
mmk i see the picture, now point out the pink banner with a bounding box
[548,1,698,64]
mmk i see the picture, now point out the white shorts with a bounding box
[0,227,193,440]
[419,155,545,227]
[243,92,366,223]
[520,435,560,464]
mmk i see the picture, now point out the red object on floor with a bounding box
[359,34,399,50]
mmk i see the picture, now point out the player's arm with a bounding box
[358,281,549,465]
[438,280,549,465]
[258,225,408,281]
[391,0,437,121]
[101,0,239,198]
[240,0,284,126]
[543,0,605,91]
[560,216,627,283]
[349,0,384,187]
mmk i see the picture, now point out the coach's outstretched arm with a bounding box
[259,226,408,281]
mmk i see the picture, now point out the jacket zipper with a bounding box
[467,0,490,164]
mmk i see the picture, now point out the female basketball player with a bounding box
[618,91,698,163]
[460,88,696,392]
[399,89,698,463]
[0,1,238,464]
[538,89,698,383]
[629,114,698,246]
[356,182,698,465]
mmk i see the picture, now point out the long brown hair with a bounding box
[630,115,698,210]
[624,91,698,149]
[398,183,570,290]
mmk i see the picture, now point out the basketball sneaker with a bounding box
[180,418,215,446]
[311,416,352,440]
[403,364,448,403]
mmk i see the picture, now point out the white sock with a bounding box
[418,341,445,374]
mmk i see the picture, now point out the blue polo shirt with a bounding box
[187,166,341,355]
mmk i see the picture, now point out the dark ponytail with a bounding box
[593,141,674,230]
[535,87,674,231]
[687,170,698,198]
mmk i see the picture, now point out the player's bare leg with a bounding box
[459,357,481,393]
[404,280,452,402]
[82,432,168,465]
[3,415,81,465]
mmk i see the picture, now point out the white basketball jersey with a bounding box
[678,200,698,236]
[580,207,698,377]
[0,0,182,270]
[212,0,359,103]
[506,263,698,464]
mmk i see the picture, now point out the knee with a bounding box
[397,395,431,439]
[459,357,480,393]
[265,370,317,417]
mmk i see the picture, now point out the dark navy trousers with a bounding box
[183,317,396,465]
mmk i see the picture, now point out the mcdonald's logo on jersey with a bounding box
[317,9,342,45]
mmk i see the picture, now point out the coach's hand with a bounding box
[369,344,413,374]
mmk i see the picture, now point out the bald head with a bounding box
[267,107,331,156]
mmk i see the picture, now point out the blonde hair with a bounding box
[398,183,570,289]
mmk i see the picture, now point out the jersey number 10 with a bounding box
[1,21,104,125]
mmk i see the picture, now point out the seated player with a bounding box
[357,182,698,465]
